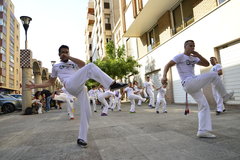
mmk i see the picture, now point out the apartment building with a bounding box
[85,0,95,62]
[120,0,240,105]
[0,0,21,94]
[89,0,114,61]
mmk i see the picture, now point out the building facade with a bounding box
[86,0,114,61]
[120,0,240,105]
[85,0,95,62]
[0,0,21,94]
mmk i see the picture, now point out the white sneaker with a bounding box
[197,132,216,138]
[223,91,234,102]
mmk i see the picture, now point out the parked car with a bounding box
[8,94,22,100]
[0,94,22,114]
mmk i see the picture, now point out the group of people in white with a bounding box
[26,42,234,147]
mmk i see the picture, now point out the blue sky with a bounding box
[11,0,88,70]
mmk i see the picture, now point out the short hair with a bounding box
[210,57,217,60]
[184,40,194,47]
[58,45,69,53]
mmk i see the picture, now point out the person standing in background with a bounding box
[210,57,226,115]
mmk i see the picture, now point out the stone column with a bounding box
[34,72,42,93]
[20,49,33,114]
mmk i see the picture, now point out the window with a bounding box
[105,14,110,23]
[0,61,6,68]
[104,2,110,9]
[9,79,14,88]
[172,0,197,34]
[0,47,6,54]
[0,76,6,86]
[10,54,14,63]
[132,0,143,18]
[147,25,160,52]
[218,0,226,5]
[106,38,111,43]
[105,14,111,30]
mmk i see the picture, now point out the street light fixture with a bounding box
[20,16,32,49]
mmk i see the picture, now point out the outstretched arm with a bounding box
[26,77,57,89]
[161,60,176,85]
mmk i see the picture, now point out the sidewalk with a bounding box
[0,103,239,160]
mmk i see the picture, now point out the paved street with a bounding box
[0,102,240,160]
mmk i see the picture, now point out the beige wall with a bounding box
[157,11,172,44]
[193,0,218,21]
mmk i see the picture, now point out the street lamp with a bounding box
[20,16,32,49]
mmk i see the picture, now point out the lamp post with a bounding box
[20,16,33,114]
[20,16,32,49]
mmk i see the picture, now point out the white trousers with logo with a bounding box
[64,63,114,142]
[183,72,228,133]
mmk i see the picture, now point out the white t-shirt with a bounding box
[211,64,222,72]
[211,64,223,79]
[51,61,79,84]
[143,81,153,92]
[172,53,200,81]
[114,89,121,98]
[88,89,97,98]
[158,87,166,99]
[124,87,134,97]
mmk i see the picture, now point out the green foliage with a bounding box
[94,40,140,79]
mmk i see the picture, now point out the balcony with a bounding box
[123,0,178,37]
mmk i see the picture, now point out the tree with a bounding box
[94,40,140,79]
[86,41,140,89]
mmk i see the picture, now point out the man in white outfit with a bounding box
[124,82,146,113]
[210,57,226,115]
[143,76,155,108]
[133,81,144,106]
[96,86,115,116]
[161,40,234,138]
[88,85,98,112]
[155,83,167,114]
[26,45,127,147]
[111,89,122,111]
[62,87,75,119]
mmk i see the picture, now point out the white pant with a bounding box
[111,96,121,110]
[147,90,154,106]
[128,94,145,112]
[109,96,114,109]
[212,84,225,112]
[89,96,97,111]
[64,63,114,142]
[182,72,228,133]
[156,96,166,112]
[98,92,111,114]
[66,98,74,118]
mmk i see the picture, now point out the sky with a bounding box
[11,0,89,71]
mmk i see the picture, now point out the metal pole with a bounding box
[25,30,28,49]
